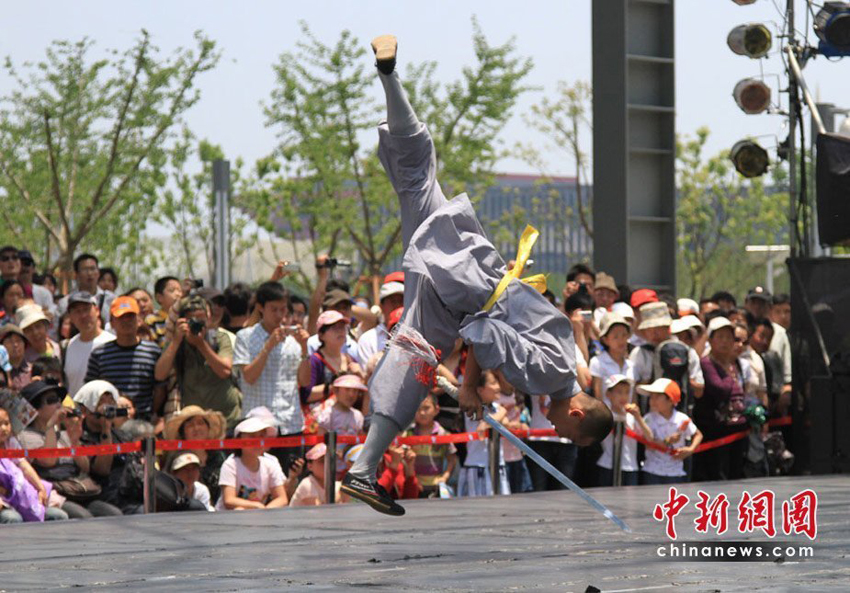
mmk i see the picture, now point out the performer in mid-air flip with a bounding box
[340,35,613,515]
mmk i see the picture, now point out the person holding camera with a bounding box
[18,381,122,518]
[154,295,242,430]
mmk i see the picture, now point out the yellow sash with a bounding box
[482,224,547,312]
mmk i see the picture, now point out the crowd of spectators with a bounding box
[0,246,796,523]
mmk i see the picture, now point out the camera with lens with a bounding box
[188,318,206,335]
[97,405,129,420]
[64,406,82,419]
[316,258,352,270]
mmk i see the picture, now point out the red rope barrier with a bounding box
[0,416,793,460]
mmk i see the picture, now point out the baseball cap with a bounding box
[630,288,659,309]
[707,316,734,337]
[677,298,699,317]
[110,296,140,318]
[599,311,631,337]
[20,380,67,405]
[67,290,98,307]
[383,271,404,284]
[604,373,633,394]
[637,301,672,330]
[611,302,635,320]
[15,304,49,331]
[234,416,276,438]
[317,309,349,331]
[379,281,404,302]
[17,250,35,265]
[323,288,353,308]
[746,286,772,302]
[171,453,202,472]
[594,272,618,294]
[333,374,368,391]
[306,442,327,460]
[637,378,681,406]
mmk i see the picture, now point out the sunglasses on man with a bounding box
[0,254,19,262]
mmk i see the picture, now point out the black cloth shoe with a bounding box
[371,35,397,75]
[341,473,405,516]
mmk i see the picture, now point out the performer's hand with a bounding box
[459,385,484,421]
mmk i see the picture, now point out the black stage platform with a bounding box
[2,475,847,591]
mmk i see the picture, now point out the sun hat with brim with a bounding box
[0,324,27,345]
[677,298,699,317]
[594,272,618,295]
[637,378,681,406]
[604,373,633,394]
[234,416,276,438]
[379,281,404,302]
[630,288,659,310]
[15,304,49,331]
[317,309,349,332]
[333,374,368,391]
[164,405,226,440]
[306,443,327,460]
[611,302,634,320]
[73,380,119,412]
[637,301,672,330]
[599,311,631,337]
[671,315,704,335]
[171,453,202,472]
[20,380,67,405]
[707,316,734,338]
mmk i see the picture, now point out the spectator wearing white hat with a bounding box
[357,275,404,365]
[216,414,291,510]
[170,453,214,511]
[596,375,651,486]
[589,312,635,402]
[17,304,59,364]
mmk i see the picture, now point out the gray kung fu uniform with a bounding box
[369,121,580,428]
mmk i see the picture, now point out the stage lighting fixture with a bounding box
[727,23,772,58]
[815,2,850,56]
[730,140,770,177]
[733,78,771,114]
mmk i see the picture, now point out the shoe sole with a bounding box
[340,484,405,516]
[371,35,397,62]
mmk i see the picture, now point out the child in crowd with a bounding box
[496,376,533,494]
[596,375,652,486]
[590,311,634,401]
[0,405,68,522]
[638,379,703,485]
[404,393,458,498]
[378,443,421,500]
[317,374,366,478]
[457,370,511,497]
[289,443,346,507]
[216,415,291,510]
[170,453,214,511]
[145,276,183,348]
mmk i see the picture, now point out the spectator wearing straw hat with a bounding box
[154,295,242,430]
[163,405,228,503]
[592,272,619,326]
[216,414,291,511]
[1,325,31,391]
[17,304,60,364]
[169,453,214,511]
[629,302,672,385]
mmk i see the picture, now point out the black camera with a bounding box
[188,318,205,335]
[64,407,82,419]
[97,406,129,420]
[316,258,352,270]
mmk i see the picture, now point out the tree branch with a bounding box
[43,110,72,242]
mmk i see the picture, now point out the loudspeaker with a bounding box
[816,133,850,245]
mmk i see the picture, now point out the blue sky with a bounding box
[1,0,847,177]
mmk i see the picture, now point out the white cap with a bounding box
[171,453,201,471]
[379,281,404,301]
[671,315,704,335]
[599,311,631,338]
[611,302,634,320]
[234,416,276,437]
[15,304,49,331]
[677,298,700,316]
[604,373,633,393]
[707,316,734,337]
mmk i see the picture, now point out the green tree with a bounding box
[0,31,219,281]
[250,21,532,298]
[676,127,788,298]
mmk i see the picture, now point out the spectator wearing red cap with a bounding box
[357,276,404,366]
[84,296,163,421]
[637,378,702,485]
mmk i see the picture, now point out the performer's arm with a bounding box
[458,345,484,420]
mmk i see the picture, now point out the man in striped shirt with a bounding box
[85,296,163,420]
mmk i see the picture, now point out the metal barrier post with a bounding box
[143,436,156,514]
[611,420,624,487]
[489,428,501,495]
[324,431,337,504]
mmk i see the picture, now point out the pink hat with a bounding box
[333,374,368,391]
[306,443,327,460]
[317,310,349,331]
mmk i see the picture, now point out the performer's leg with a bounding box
[348,413,401,481]
[378,71,419,137]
